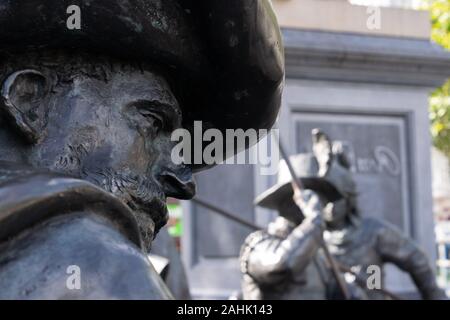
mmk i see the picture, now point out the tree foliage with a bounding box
[429,0,450,157]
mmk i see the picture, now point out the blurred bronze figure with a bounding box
[252,129,445,300]
[240,133,366,300]
[0,0,284,299]
[241,190,344,299]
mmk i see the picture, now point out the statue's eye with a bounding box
[138,108,164,132]
[126,100,176,134]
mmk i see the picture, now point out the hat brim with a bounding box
[187,0,284,171]
[0,0,284,173]
[254,178,343,211]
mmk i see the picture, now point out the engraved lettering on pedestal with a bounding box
[337,142,401,176]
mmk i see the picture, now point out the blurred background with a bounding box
[156,0,450,299]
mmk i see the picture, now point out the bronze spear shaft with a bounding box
[276,135,352,300]
[192,197,263,231]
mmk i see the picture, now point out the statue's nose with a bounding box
[158,166,196,200]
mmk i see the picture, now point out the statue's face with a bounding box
[25,68,196,237]
[323,198,348,226]
[278,196,304,225]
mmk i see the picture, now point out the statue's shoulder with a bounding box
[241,229,274,252]
[360,217,401,232]
[0,164,170,299]
[239,229,273,273]
[240,217,292,256]
[359,217,389,232]
[359,217,406,245]
[0,212,172,299]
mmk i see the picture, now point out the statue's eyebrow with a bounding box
[133,99,182,129]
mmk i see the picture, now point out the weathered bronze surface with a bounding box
[0,0,284,299]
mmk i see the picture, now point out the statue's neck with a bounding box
[0,124,29,164]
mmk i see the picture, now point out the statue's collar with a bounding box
[0,162,147,251]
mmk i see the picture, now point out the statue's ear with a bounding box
[1,70,49,144]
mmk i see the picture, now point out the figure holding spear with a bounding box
[236,129,366,300]
[242,129,445,300]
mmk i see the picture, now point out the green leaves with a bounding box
[430,0,450,49]
[429,0,450,157]
[430,80,450,156]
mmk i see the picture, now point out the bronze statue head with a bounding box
[254,130,359,227]
[0,0,284,242]
[0,52,196,242]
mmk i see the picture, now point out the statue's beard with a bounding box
[80,167,168,251]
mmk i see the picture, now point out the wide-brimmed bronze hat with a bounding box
[255,130,357,211]
[0,0,284,171]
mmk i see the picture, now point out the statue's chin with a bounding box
[132,209,157,252]
[80,168,168,249]
[127,198,169,251]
